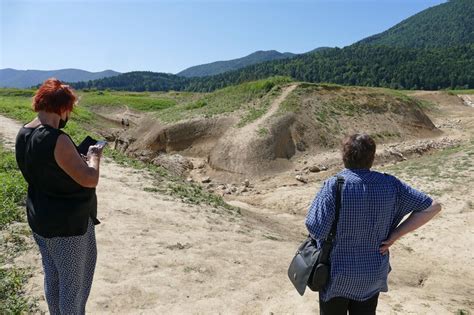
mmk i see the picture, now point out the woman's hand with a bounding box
[55,134,101,188]
[87,144,104,160]
[379,201,442,255]
[379,234,398,255]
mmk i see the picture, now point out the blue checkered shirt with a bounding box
[305,168,433,302]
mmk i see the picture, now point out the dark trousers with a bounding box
[319,293,379,315]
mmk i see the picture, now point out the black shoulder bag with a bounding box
[287,175,345,296]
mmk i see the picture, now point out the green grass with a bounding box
[0,145,27,229]
[78,91,182,111]
[0,89,35,97]
[280,84,436,120]
[0,144,37,313]
[0,92,96,143]
[157,76,292,123]
[257,127,269,137]
[445,89,474,95]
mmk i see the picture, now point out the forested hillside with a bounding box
[71,0,474,92]
[356,0,473,47]
[177,50,296,78]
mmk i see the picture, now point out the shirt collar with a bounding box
[345,168,371,173]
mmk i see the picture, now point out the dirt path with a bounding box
[247,84,297,130]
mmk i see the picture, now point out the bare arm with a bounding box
[380,201,442,254]
[54,134,102,188]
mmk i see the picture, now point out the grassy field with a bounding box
[0,143,37,313]
[280,83,435,126]
[445,89,474,95]
[156,76,292,123]
[78,90,201,112]
[0,77,294,129]
[0,89,96,143]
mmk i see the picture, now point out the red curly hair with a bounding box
[32,78,77,115]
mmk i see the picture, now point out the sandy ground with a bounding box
[1,91,473,314]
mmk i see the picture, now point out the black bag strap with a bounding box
[326,175,345,242]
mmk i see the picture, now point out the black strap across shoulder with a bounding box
[327,175,345,242]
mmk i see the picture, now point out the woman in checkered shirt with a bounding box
[306,133,441,315]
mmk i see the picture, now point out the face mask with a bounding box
[58,116,68,129]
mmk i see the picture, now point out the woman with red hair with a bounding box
[15,78,103,314]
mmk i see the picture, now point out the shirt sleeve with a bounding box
[305,178,336,240]
[396,178,433,218]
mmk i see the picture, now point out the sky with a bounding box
[0,0,446,74]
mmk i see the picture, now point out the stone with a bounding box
[309,166,321,173]
[295,175,308,184]
[152,153,194,177]
[201,177,211,183]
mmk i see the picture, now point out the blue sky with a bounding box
[1,0,446,74]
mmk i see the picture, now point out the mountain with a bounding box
[72,71,190,92]
[356,0,474,47]
[186,45,473,91]
[177,50,296,78]
[73,0,474,92]
[0,68,120,88]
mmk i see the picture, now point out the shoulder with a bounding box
[55,133,74,150]
[16,126,32,143]
[369,170,399,183]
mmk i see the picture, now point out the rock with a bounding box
[241,187,248,193]
[186,177,194,183]
[320,165,328,171]
[201,177,211,183]
[206,183,214,189]
[243,179,250,187]
[309,166,321,173]
[197,161,206,169]
[295,175,308,184]
[231,186,238,193]
[152,154,194,177]
[296,141,306,152]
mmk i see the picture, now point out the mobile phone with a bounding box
[77,136,97,155]
[96,140,108,148]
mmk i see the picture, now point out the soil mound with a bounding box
[113,84,440,176]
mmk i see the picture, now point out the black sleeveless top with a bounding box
[15,125,99,238]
